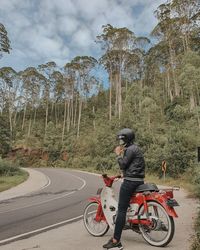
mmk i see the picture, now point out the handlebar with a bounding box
[102,174,122,179]
[101,173,122,187]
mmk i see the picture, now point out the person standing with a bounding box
[103,128,145,249]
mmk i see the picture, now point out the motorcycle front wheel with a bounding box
[138,201,175,247]
[83,201,109,237]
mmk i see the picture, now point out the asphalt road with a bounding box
[0,168,198,250]
[0,168,104,243]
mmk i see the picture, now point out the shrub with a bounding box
[192,209,200,250]
[0,158,22,176]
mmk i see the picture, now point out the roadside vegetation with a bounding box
[0,0,199,249]
[191,167,200,250]
[0,158,28,192]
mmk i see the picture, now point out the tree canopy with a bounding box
[0,23,11,59]
[0,0,199,179]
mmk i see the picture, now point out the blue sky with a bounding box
[0,0,164,72]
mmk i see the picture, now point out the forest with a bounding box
[0,0,200,180]
[0,0,200,248]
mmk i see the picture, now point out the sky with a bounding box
[0,0,164,72]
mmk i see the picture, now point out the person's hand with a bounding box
[114,146,123,156]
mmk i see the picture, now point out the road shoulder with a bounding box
[0,168,49,201]
[1,183,198,250]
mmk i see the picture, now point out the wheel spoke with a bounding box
[138,201,174,247]
[83,202,109,236]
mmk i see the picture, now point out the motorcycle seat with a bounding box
[135,183,159,193]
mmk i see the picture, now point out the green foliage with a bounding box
[0,23,11,58]
[0,5,199,248]
[192,165,200,199]
[0,3,199,181]
[42,122,62,166]
[0,158,22,176]
[191,165,200,250]
[0,115,11,157]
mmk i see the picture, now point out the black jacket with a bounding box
[117,143,145,179]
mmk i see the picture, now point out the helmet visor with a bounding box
[119,139,125,145]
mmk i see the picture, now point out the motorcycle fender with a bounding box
[160,202,178,218]
[88,196,101,204]
[147,196,178,218]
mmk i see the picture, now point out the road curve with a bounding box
[0,168,198,250]
[0,168,103,244]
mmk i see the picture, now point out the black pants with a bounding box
[114,179,144,242]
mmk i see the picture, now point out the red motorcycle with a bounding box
[83,174,179,247]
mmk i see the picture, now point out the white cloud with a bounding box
[0,0,19,11]
[58,16,80,35]
[72,27,93,48]
[0,0,164,71]
[74,0,109,19]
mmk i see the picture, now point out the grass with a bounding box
[192,211,200,250]
[70,166,194,192]
[0,169,29,192]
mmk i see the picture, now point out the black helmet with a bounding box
[117,128,135,145]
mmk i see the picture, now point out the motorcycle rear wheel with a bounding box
[138,201,175,247]
[83,201,109,237]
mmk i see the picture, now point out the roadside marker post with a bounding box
[162,161,167,182]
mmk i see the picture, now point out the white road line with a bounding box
[27,173,51,195]
[0,172,86,214]
[36,173,51,191]
[0,214,83,245]
[0,169,92,245]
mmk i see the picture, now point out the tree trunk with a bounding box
[67,100,70,132]
[167,70,173,102]
[169,40,179,97]
[62,100,67,144]
[195,81,200,106]
[13,109,18,129]
[44,100,49,138]
[109,72,112,121]
[74,94,78,128]
[51,102,54,120]
[93,106,96,130]
[115,73,119,117]
[33,107,37,126]
[190,91,195,111]
[118,68,122,120]
[22,104,27,131]
[27,115,32,138]
[71,87,74,127]
[125,78,128,99]
[196,109,200,130]
[77,99,82,138]
[9,109,12,135]
[148,112,151,130]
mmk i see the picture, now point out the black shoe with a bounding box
[103,238,123,249]
[123,224,131,230]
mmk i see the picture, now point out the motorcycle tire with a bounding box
[83,201,109,237]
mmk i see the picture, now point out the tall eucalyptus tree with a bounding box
[171,0,200,51]
[63,62,77,133]
[38,62,57,138]
[97,24,150,120]
[0,23,11,59]
[20,67,46,139]
[71,56,98,137]
[0,67,18,135]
